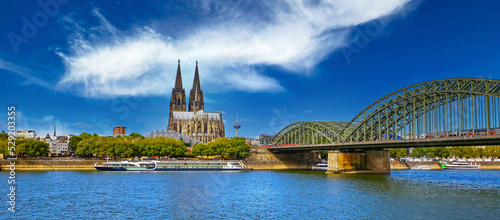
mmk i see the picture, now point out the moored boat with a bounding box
[94,160,244,171]
[312,162,328,171]
[410,165,431,170]
[442,161,480,170]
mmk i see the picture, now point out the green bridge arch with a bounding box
[272,78,500,145]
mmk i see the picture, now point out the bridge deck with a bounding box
[268,135,500,152]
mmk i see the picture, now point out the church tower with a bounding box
[168,59,186,130]
[167,59,225,142]
[188,61,204,112]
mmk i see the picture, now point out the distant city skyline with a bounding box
[2,0,500,137]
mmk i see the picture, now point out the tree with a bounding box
[129,132,145,139]
[12,139,49,157]
[76,137,96,157]
[72,135,190,158]
[0,132,8,140]
[389,148,407,158]
[80,132,92,139]
[190,137,250,159]
[69,135,82,152]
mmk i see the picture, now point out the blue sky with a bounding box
[1,0,500,138]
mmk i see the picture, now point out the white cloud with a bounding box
[304,110,314,114]
[15,112,83,136]
[57,0,412,98]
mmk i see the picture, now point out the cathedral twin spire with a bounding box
[171,60,204,113]
[167,60,225,141]
[189,61,204,112]
[174,59,183,90]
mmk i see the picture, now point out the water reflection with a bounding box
[1,170,499,219]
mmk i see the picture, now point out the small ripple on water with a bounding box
[1,170,500,219]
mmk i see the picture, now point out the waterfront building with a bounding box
[245,137,260,146]
[17,129,36,139]
[113,126,126,137]
[49,135,71,155]
[143,130,201,147]
[167,60,225,143]
[38,131,72,155]
[259,134,275,145]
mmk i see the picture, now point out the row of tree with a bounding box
[389,146,500,159]
[191,137,250,159]
[75,136,187,158]
[0,132,251,159]
[70,132,250,159]
[0,133,49,157]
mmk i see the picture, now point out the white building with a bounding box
[17,129,36,139]
[37,133,72,155]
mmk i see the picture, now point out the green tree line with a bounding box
[0,133,49,157]
[191,137,250,159]
[72,132,187,158]
[70,133,250,159]
[389,146,500,159]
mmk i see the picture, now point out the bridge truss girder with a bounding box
[272,78,500,146]
[271,121,351,145]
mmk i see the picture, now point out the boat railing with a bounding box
[404,159,413,168]
[238,160,247,168]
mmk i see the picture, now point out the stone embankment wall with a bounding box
[244,146,319,170]
[2,148,500,171]
[390,161,500,170]
[390,161,442,170]
[0,160,102,171]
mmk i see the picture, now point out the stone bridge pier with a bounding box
[326,150,390,174]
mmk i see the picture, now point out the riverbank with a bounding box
[390,161,500,170]
[2,160,500,171]
[0,160,103,171]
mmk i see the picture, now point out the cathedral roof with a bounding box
[172,110,221,120]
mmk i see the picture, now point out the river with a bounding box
[2,170,499,219]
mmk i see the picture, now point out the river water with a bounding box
[2,170,499,219]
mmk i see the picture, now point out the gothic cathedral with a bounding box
[167,60,225,142]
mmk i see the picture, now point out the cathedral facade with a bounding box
[167,60,225,142]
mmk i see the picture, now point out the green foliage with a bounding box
[0,132,8,140]
[70,132,93,152]
[402,146,500,159]
[129,132,145,139]
[389,148,407,158]
[410,147,450,158]
[80,132,92,139]
[191,137,250,159]
[318,151,329,159]
[69,135,82,151]
[74,135,187,158]
[7,139,50,156]
[0,139,9,155]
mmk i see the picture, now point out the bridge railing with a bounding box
[269,134,500,149]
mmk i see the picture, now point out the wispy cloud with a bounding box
[0,59,52,89]
[56,0,412,98]
[71,121,95,129]
[303,110,314,114]
[16,112,84,136]
[239,118,256,122]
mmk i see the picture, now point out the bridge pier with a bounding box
[326,150,390,174]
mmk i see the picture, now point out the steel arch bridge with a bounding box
[272,78,500,147]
